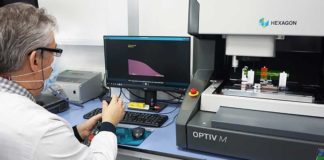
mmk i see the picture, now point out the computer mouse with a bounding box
[100,92,112,104]
[131,127,145,140]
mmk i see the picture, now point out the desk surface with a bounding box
[58,99,237,160]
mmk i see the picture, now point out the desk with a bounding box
[58,99,237,160]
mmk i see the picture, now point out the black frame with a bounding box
[1,0,39,7]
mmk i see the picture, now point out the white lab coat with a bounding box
[0,92,117,160]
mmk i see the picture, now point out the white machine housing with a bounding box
[196,0,324,118]
[198,0,324,36]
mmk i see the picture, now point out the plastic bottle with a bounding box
[247,69,255,85]
[279,71,288,88]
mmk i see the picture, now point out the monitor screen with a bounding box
[104,36,191,93]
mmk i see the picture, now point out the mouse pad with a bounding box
[116,127,151,146]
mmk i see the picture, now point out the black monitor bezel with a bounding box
[103,35,191,93]
[1,0,39,7]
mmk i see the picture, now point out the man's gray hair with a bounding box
[0,2,57,73]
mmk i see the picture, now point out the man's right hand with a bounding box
[102,95,125,126]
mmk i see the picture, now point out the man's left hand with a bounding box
[76,113,102,140]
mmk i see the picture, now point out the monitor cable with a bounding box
[102,72,112,93]
[159,112,179,128]
[126,88,183,104]
[164,91,184,101]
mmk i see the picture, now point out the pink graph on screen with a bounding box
[128,59,164,77]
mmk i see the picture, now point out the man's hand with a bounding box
[102,95,125,126]
[76,114,102,139]
[76,95,125,139]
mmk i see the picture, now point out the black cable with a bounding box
[164,91,184,100]
[120,88,131,101]
[108,86,112,97]
[158,94,183,102]
[159,98,177,102]
[127,88,183,102]
[118,88,122,98]
[101,72,112,97]
[122,89,179,106]
[161,96,179,101]
[159,107,179,115]
[157,99,182,105]
[127,88,144,99]
[48,86,84,108]
[157,93,183,104]
[102,72,106,86]
[160,113,179,128]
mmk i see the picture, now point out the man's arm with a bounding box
[34,120,117,160]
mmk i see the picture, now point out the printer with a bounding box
[35,94,69,114]
[176,0,324,160]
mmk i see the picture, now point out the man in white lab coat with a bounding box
[0,2,125,160]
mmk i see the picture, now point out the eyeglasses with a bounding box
[36,47,63,57]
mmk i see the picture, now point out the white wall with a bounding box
[138,0,189,36]
[39,0,128,45]
[40,0,190,77]
[57,45,105,73]
[39,0,129,74]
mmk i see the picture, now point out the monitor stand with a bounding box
[143,90,167,113]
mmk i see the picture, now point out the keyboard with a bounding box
[83,108,168,127]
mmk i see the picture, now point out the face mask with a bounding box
[11,57,59,92]
[42,57,59,93]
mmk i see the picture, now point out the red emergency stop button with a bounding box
[188,88,199,97]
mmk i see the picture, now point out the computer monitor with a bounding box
[1,0,38,7]
[104,36,191,112]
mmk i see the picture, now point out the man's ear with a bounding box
[28,51,42,72]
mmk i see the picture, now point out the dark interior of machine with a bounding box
[208,36,324,103]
